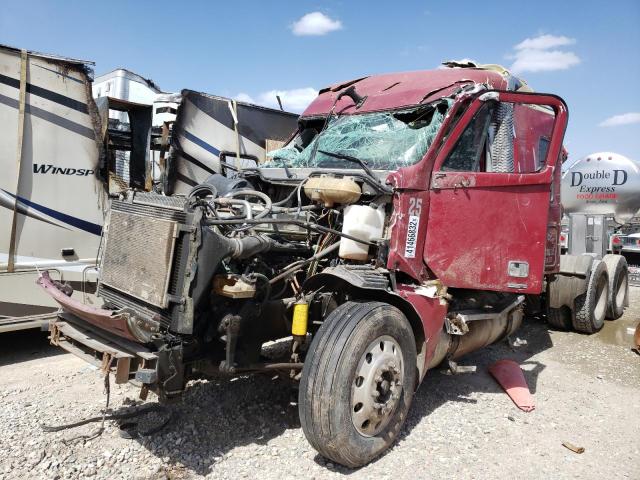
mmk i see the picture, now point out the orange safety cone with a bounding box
[489,359,535,412]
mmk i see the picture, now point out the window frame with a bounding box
[431,90,568,179]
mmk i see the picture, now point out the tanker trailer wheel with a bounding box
[602,254,629,320]
[573,260,609,333]
[299,301,417,468]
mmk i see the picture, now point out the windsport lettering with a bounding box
[33,164,94,176]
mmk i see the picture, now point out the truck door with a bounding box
[424,91,568,294]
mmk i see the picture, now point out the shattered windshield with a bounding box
[264,101,451,171]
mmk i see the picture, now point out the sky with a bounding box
[1,0,639,161]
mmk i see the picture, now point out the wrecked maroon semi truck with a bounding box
[38,64,615,467]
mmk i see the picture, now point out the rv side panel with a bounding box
[0,46,103,320]
[168,90,298,194]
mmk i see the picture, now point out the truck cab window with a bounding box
[441,101,556,174]
[263,101,451,171]
[537,137,550,172]
[441,102,494,172]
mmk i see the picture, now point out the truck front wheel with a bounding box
[299,301,417,468]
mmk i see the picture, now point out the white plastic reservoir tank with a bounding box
[339,205,385,260]
[561,152,640,224]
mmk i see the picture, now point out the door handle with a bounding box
[453,178,471,190]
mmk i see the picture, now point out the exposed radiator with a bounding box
[98,193,190,329]
[101,209,177,308]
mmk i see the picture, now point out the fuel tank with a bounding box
[561,152,640,224]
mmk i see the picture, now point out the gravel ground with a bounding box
[0,288,638,480]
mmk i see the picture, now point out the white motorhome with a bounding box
[93,69,179,133]
[93,69,162,111]
[0,45,299,332]
[93,69,180,185]
[0,44,104,331]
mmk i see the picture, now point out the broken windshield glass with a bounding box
[264,100,451,171]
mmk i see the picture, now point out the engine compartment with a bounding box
[90,166,396,395]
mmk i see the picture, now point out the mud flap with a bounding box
[548,254,595,310]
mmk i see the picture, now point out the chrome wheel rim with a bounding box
[351,336,403,437]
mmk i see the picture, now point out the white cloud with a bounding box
[511,49,580,73]
[509,34,580,73]
[235,93,255,104]
[514,34,576,51]
[599,112,640,127]
[258,88,318,112]
[236,87,318,113]
[291,12,342,36]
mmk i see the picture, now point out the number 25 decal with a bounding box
[404,197,422,258]
[408,197,422,217]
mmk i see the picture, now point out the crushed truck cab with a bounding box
[40,64,619,467]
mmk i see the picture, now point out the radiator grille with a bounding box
[111,200,187,223]
[133,192,188,211]
[100,209,178,309]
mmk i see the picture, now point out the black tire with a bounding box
[299,301,417,468]
[603,254,629,320]
[572,260,609,333]
[547,306,572,330]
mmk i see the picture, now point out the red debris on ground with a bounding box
[489,359,535,412]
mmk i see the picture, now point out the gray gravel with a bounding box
[0,288,638,480]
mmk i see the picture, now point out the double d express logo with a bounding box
[33,163,94,176]
[570,168,627,200]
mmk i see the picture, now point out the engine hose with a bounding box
[270,204,320,213]
[269,241,340,284]
[245,273,271,304]
[223,189,272,219]
[204,218,374,246]
[187,183,218,199]
[213,198,254,220]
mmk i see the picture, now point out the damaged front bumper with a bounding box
[37,271,155,342]
[37,270,165,391]
[39,271,188,397]
[50,312,158,386]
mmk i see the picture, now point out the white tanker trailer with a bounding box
[548,152,638,331]
[562,151,640,225]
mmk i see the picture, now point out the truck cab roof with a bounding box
[301,66,517,118]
